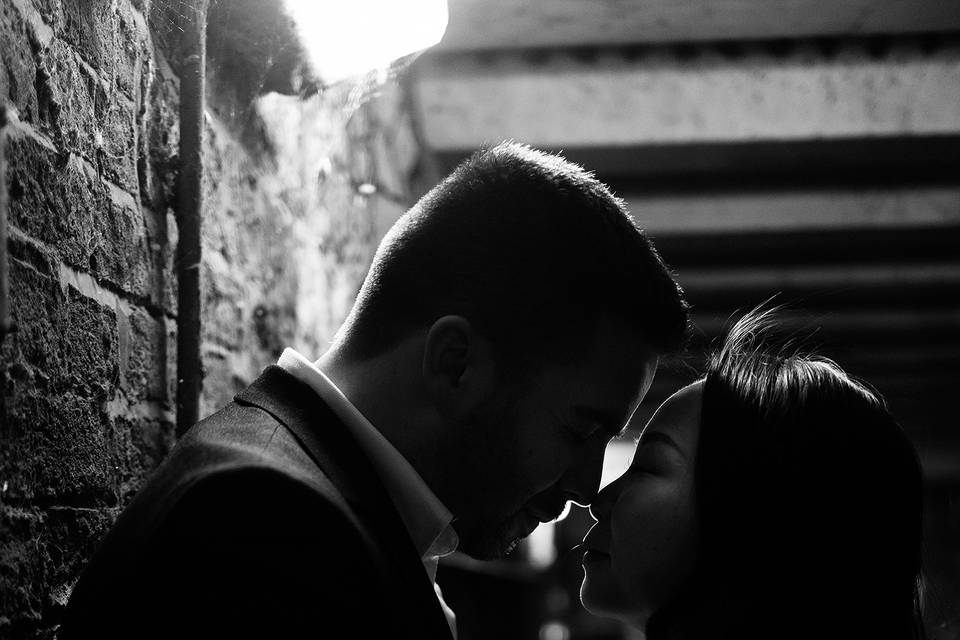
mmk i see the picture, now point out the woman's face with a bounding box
[580,381,702,627]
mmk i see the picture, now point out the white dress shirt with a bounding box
[277,348,458,636]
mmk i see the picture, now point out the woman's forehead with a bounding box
[638,380,703,455]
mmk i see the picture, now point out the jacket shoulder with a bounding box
[157,401,330,499]
[165,463,364,541]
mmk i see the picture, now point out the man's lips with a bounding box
[526,505,565,524]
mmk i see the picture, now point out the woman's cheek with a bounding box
[610,481,692,587]
[609,484,658,569]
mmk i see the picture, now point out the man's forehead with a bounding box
[568,343,657,391]
[572,404,623,425]
[571,356,658,415]
[637,354,659,394]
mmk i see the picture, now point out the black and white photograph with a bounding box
[1,0,959,638]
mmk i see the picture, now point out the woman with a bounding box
[580,308,925,639]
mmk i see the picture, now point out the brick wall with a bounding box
[0,1,421,636]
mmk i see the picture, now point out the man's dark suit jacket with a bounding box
[61,366,454,639]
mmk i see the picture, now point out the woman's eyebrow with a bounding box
[637,430,687,459]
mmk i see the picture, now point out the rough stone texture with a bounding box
[196,78,417,412]
[6,128,155,303]
[0,0,43,126]
[122,306,169,404]
[0,506,117,638]
[35,38,140,193]
[31,0,148,101]
[1,260,121,507]
[0,0,422,636]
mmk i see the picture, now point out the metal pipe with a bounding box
[0,104,15,343]
[175,1,208,436]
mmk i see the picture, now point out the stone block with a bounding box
[1,389,118,505]
[122,305,169,404]
[3,260,118,396]
[34,38,139,193]
[6,126,155,301]
[162,209,177,313]
[139,46,178,211]
[0,260,121,504]
[0,0,40,124]
[0,506,116,636]
[108,413,174,501]
[140,204,176,315]
[36,0,148,102]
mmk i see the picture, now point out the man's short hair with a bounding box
[340,142,689,373]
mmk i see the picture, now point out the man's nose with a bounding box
[562,440,607,507]
[588,479,618,522]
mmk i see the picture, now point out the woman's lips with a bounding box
[581,523,606,550]
[581,524,610,563]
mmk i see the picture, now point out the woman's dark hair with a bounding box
[648,307,925,640]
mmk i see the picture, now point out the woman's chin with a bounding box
[580,577,650,629]
[579,577,615,619]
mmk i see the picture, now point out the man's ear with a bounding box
[422,315,495,415]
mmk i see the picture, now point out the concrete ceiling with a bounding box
[407,0,960,475]
[438,0,960,50]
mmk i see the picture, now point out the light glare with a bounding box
[283,0,448,84]
[527,522,556,569]
[600,439,635,489]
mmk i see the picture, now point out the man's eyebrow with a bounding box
[637,430,686,458]
[572,406,628,437]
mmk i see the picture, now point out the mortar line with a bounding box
[7,224,177,321]
[7,121,144,207]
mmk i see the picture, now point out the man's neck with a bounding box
[316,343,449,506]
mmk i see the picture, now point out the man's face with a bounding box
[450,321,659,559]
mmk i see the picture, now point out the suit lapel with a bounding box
[235,366,454,639]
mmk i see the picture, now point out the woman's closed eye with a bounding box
[630,448,682,475]
[628,461,665,476]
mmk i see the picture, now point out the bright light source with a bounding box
[283,0,448,84]
[539,621,570,640]
[526,522,556,569]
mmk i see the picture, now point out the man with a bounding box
[61,143,688,638]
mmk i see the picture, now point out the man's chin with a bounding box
[453,515,527,560]
[455,532,522,560]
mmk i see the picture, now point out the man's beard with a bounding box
[453,511,526,560]
[448,374,538,560]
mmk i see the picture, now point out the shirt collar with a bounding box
[276,348,458,563]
